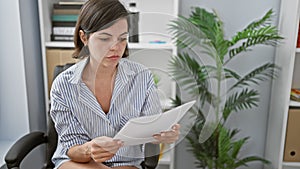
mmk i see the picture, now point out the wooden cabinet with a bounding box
[264,1,300,169]
[37,0,178,168]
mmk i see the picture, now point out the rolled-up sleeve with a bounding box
[50,81,90,151]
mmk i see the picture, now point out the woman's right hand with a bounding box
[89,136,124,163]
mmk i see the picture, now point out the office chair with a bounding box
[3,63,160,169]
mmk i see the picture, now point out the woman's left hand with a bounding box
[152,124,180,144]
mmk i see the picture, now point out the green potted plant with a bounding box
[168,7,283,169]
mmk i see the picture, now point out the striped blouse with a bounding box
[50,58,162,168]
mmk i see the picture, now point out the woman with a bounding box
[50,0,180,169]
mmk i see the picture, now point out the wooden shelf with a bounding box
[45,41,175,50]
[289,100,300,107]
[45,41,74,48]
[282,162,300,167]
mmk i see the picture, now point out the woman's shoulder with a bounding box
[51,64,77,90]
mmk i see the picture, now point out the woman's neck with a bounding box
[82,60,117,94]
[86,59,117,80]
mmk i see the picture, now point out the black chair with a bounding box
[3,63,159,169]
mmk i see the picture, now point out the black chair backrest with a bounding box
[45,63,75,169]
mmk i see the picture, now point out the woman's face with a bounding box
[87,18,128,68]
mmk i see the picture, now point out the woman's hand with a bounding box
[90,136,123,163]
[152,124,180,144]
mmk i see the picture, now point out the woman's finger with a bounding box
[93,139,123,148]
[152,124,181,143]
[92,153,114,163]
[172,124,181,130]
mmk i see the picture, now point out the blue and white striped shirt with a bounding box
[50,58,162,168]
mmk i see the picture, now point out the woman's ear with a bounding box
[79,30,88,45]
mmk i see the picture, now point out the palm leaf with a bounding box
[188,7,219,42]
[228,128,240,139]
[169,16,207,49]
[218,127,232,160]
[228,63,278,92]
[224,68,241,80]
[227,9,283,61]
[231,26,281,45]
[230,9,274,46]
[169,53,215,104]
[186,122,217,168]
[233,156,270,168]
[223,88,259,121]
[189,7,230,63]
[228,26,283,59]
[231,137,249,159]
[245,9,274,30]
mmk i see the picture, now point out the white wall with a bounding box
[175,0,281,169]
[0,1,46,168]
[0,0,29,140]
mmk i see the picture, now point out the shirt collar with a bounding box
[69,57,88,84]
[68,57,136,85]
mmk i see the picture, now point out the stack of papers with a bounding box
[114,100,196,146]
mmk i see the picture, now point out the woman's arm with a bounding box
[67,142,92,163]
[67,136,123,163]
[50,80,92,162]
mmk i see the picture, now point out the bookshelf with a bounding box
[264,0,300,169]
[37,0,178,169]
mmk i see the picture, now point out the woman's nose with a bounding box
[109,40,121,50]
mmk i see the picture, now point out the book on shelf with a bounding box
[51,3,81,41]
[58,1,85,5]
[52,14,78,22]
[52,26,75,36]
[53,8,81,15]
[52,21,76,27]
[290,88,300,102]
[58,0,86,5]
[53,3,83,9]
[51,34,74,41]
[297,22,300,48]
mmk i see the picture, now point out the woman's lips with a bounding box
[107,55,120,60]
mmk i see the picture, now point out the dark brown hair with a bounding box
[72,0,129,59]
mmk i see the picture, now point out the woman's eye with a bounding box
[120,38,127,41]
[118,37,128,42]
[99,38,109,41]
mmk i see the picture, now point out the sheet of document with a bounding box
[113,100,196,146]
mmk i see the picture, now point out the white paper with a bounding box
[113,100,196,146]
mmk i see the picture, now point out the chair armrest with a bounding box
[143,143,160,169]
[5,131,47,169]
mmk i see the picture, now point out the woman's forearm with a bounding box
[67,142,92,163]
